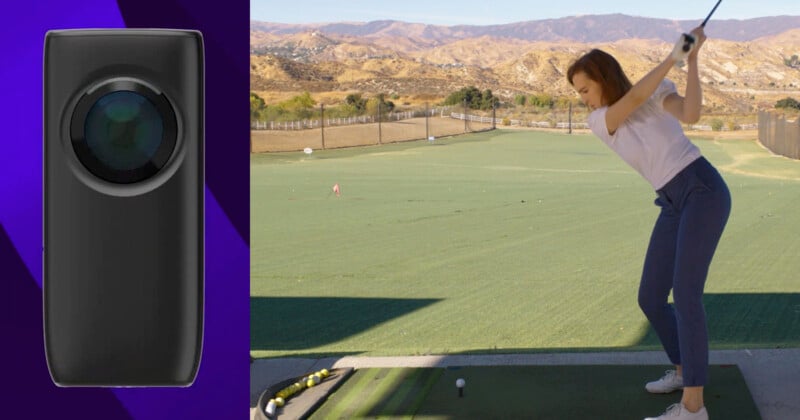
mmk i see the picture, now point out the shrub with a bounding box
[444,86,498,110]
[775,97,800,110]
[250,92,266,121]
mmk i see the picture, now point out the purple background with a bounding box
[0,0,249,418]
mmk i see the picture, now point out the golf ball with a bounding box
[456,378,465,388]
[265,400,277,416]
[303,147,313,154]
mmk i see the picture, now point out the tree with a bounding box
[281,92,316,110]
[775,97,800,110]
[529,93,554,108]
[444,86,477,108]
[345,93,367,113]
[480,89,498,110]
[376,93,395,113]
[444,86,496,110]
[250,92,266,121]
[279,92,317,119]
[366,93,395,117]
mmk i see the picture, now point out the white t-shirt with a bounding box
[587,79,701,190]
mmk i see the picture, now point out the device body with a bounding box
[44,29,203,386]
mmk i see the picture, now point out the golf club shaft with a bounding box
[701,0,723,27]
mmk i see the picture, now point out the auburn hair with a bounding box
[567,49,632,106]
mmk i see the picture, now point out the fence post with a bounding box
[794,118,800,159]
[320,103,326,150]
[779,113,785,156]
[463,98,467,133]
[568,102,573,134]
[492,101,496,130]
[378,101,382,145]
[425,102,429,140]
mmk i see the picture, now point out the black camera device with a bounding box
[44,29,204,386]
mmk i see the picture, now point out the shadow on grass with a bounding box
[251,293,800,357]
[445,292,800,356]
[639,292,800,349]
[250,297,441,352]
[429,292,800,356]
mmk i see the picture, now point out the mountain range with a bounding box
[252,15,800,45]
[251,15,800,112]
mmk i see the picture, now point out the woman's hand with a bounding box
[687,26,706,61]
[663,26,706,124]
[670,27,706,65]
[671,33,695,63]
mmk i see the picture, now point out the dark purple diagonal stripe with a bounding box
[0,223,134,419]
[115,0,250,244]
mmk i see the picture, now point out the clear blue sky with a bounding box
[251,0,799,26]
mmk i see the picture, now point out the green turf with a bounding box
[309,365,759,419]
[309,367,442,419]
[251,130,800,358]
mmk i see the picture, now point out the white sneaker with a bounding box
[646,370,684,393]
[644,403,708,420]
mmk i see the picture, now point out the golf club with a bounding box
[701,0,723,27]
[682,0,723,53]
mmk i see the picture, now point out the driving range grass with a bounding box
[251,130,800,358]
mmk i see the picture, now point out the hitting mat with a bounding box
[308,365,760,419]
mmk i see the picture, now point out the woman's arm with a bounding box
[605,58,675,134]
[664,27,707,124]
[605,28,704,134]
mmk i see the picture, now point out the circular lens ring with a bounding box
[70,79,178,184]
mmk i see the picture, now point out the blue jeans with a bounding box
[638,157,731,387]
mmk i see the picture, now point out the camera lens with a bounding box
[71,79,178,184]
[84,91,163,172]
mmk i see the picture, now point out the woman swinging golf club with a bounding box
[567,25,730,420]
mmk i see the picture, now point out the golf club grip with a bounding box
[701,0,722,27]
[682,34,696,52]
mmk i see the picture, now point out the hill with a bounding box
[251,15,800,45]
[251,17,800,111]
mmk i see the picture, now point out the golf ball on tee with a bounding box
[456,378,465,388]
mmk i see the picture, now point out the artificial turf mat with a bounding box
[309,365,760,419]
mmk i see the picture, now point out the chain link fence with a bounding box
[251,102,765,153]
[759,111,800,159]
[251,104,495,153]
